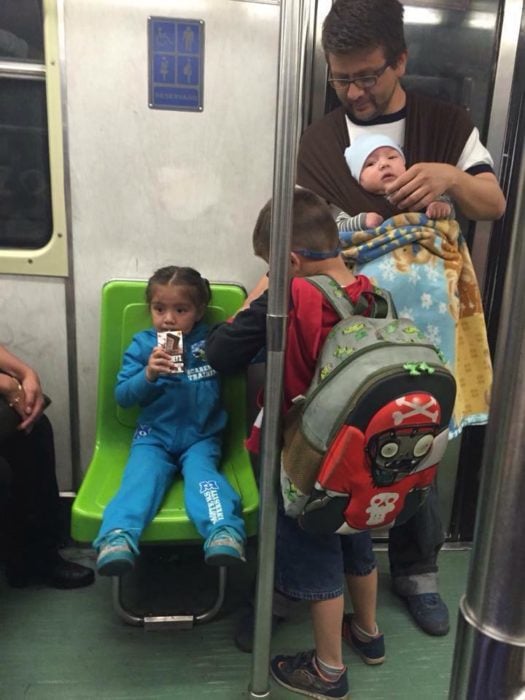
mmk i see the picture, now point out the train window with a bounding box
[0,78,52,249]
[0,0,67,276]
[0,0,44,62]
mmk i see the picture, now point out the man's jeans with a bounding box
[388,485,445,595]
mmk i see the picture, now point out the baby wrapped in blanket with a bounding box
[336,134,491,436]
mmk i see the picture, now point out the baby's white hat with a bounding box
[344,134,404,181]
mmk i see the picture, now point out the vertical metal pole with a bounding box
[56,0,83,490]
[449,143,525,698]
[248,0,306,697]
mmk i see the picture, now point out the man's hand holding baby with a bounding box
[386,162,456,212]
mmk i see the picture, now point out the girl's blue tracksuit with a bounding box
[94,321,245,548]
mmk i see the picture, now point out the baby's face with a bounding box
[359,146,405,195]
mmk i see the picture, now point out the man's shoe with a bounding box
[46,555,95,589]
[234,606,283,653]
[399,592,450,636]
[271,650,349,700]
[204,526,246,566]
[96,529,138,576]
[342,613,385,665]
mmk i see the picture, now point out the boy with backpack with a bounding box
[206,187,385,700]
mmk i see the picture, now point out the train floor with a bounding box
[0,543,470,700]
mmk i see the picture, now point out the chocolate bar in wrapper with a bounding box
[157,330,184,374]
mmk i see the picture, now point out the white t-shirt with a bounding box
[345,115,493,172]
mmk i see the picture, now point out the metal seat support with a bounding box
[112,566,227,629]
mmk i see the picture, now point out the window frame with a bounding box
[0,0,68,277]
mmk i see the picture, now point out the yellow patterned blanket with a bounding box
[339,212,492,436]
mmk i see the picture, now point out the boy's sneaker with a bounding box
[204,526,246,566]
[270,650,349,700]
[342,613,385,665]
[96,530,139,576]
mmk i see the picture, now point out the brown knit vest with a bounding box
[296,91,474,218]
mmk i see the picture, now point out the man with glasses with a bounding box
[297,0,505,638]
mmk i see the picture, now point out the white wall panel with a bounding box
[64,0,279,470]
[0,276,71,488]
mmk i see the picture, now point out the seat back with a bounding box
[71,279,258,542]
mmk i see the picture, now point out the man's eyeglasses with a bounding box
[327,62,390,91]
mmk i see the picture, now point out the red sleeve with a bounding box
[284,275,373,407]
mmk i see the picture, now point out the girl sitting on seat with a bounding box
[94,266,246,575]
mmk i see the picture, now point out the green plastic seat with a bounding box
[71,279,258,626]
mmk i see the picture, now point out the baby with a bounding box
[337,134,454,231]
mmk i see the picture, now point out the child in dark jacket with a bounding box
[206,189,384,700]
[93,266,246,576]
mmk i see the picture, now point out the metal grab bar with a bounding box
[0,59,45,80]
[249,0,306,697]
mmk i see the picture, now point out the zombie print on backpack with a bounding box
[281,275,456,535]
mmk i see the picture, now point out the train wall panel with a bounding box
[64,0,278,471]
[0,276,71,486]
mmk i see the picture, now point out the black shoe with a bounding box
[397,592,450,636]
[46,555,95,589]
[6,554,95,590]
[234,606,283,653]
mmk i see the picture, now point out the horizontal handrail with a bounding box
[0,60,45,79]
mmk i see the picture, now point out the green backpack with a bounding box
[281,274,456,534]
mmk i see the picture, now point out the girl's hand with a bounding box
[146,346,174,382]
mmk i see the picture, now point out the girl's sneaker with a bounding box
[204,526,246,566]
[96,529,139,576]
[271,650,349,700]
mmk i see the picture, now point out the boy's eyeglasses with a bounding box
[327,62,390,91]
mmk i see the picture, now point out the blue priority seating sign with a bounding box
[148,17,204,112]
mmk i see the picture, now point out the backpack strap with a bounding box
[306,275,398,320]
[363,286,398,319]
[306,275,356,318]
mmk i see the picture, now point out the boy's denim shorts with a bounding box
[274,509,376,601]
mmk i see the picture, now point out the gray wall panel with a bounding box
[64,0,278,470]
[0,276,71,488]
